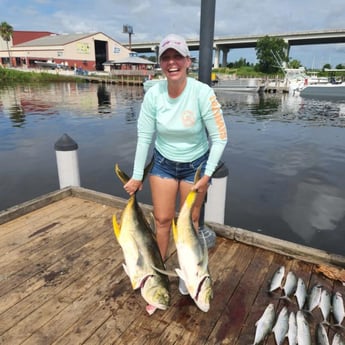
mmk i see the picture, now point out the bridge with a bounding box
[127,29,345,67]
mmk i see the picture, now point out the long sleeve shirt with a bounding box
[132,77,228,180]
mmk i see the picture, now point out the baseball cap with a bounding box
[159,34,190,58]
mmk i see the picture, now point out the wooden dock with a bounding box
[77,75,145,86]
[1,187,345,345]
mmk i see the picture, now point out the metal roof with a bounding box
[14,33,100,47]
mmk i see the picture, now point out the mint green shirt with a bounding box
[132,77,228,180]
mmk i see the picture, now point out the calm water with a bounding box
[1,82,345,256]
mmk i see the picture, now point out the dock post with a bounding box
[198,162,229,249]
[54,134,81,188]
[197,0,217,248]
[205,162,229,224]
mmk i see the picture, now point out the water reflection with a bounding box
[215,91,345,127]
[9,104,25,127]
[97,85,111,114]
[0,84,345,256]
[282,177,345,242]
[2,88,26,127]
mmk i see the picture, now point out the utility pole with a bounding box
[123,25,134,51]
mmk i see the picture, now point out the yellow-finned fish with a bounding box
[172,165,213,312]
[112,162,170,313]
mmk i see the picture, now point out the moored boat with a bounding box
[212,78,263,93]
[300,68,345,98]
[143,78,164,92]
[300,82,345,98]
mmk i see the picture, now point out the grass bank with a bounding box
[212,66,282,79]
[0,67,83,84]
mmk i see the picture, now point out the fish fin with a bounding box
[175,268,187,281]
[122,263,132,280]
[172,218,178,243]
[112,214,121,240]
[198,231,209,271]
[152,265,178,277]
[122,263,140,290]
[147,212,157,238]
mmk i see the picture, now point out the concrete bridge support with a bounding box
[222,47,229,67]
[214,47,220,68]
[214,47,230,68]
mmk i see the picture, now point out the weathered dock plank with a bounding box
[0,187,345,345]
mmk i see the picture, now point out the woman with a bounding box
[124,34,228,292]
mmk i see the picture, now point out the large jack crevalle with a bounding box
[112,163,170,313]
[172,166,213,312]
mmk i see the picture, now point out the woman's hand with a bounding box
[192,175,210,193]
[123,179,142,195]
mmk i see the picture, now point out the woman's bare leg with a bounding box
[150,175,179,260]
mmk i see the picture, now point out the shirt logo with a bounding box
[181,110,196,127]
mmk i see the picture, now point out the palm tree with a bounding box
[0,21,14,66]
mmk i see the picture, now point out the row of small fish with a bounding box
[253,304,310,345]
[315,287,345,327]
[253,303,345,345]
[269,266,345,326]
[269,266,305,306]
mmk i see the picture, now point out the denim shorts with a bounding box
[150,148,209,183]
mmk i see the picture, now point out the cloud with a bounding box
[1,0,345,67]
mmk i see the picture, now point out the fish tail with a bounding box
[321,320,330,326]
[115,158,154,185]
[112,214,121,240]
[278,295,292,303]
[333,323,345,330]
[193,164,202,184]
[183,164,202,205]
[115,163,130,185]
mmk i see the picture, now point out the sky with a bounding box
[1,0,345,69]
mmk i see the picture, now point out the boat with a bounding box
[300,82,345,98]
[34,60,61,69]
[145,77,263,93]
[300,68,345,98]
[143,78,164,92]
[212,78,263,93]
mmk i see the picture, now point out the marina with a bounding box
[1,83,345,257]
[2,4,345,344]
[1,186,345,344]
